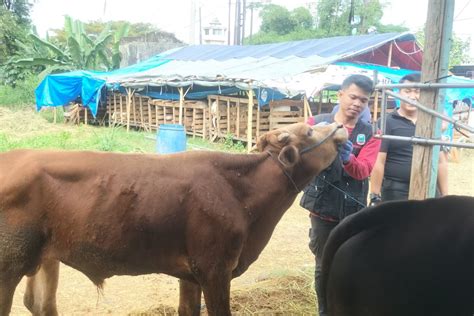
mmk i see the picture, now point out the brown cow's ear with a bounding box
[255,134,268,152]
[278,145,300,168]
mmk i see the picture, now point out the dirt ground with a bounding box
[9,149,474,315]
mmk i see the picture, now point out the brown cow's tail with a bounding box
[319,200,416,311]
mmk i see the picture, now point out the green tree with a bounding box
[11,16,129,78]
[259,4,297,35]
[247,1,408,44]
[291,7,314,30]
[1,0,32,25]
[415,29,473,67]
[316,0,404,36]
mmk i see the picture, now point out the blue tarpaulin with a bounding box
[35,32,422,116]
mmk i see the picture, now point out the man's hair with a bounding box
[341,74,374,94]
[462,97,472,106]
[399,73,421,83]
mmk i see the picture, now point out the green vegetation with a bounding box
[0,75,39,108]
[0,107,245,154]
[247,0,409,44]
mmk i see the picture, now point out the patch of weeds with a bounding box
[221,133,246,152]
[94,127,119,152]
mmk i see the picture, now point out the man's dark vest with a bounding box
[300,113,372,221]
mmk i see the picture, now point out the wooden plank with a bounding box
[247,89,254,152]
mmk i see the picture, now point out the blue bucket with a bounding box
[156,124,186,154]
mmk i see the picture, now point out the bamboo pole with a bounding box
[119,95,123,124]
[179,87,184,125]
[247,87,254,153]
[84,106,88,125]
[303,95,312,121]
[216,96,221,139]
[387,42,393,67]
[203,106,207,139]
[227,99,231,132]
[207,96,212,140]
[126,88,135,132]
[236,99,240,138]
[256,102,260,138]
[53,107,57,124]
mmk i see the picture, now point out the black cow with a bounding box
[321,195,474,316]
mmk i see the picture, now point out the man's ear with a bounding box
[278,145,300,168]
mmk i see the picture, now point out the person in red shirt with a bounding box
[300,74,381,316]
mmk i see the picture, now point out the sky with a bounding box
[30,0,474,59]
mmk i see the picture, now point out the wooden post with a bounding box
[303,95,312,121]
[227,99,231,133]
[247,87,254,153]
[179,87,184,125]
[409,0,454,200]
[236,99,240,138]
[372,70,379,122]
[318,92,323,115]
[256,102,260,138]
[216,96,221,138]
[126,88,132,132]
[84,106,88,125]
[203,106,207,140]
[387,42,393,67]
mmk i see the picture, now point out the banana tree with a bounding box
[11,16,129,77]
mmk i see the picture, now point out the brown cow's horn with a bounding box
[277,132,290,143]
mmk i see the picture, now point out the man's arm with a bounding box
[370,152,387,195]
[343,137,381,180]
[437,150,449,196]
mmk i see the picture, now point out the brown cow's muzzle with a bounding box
[300,123,346,155]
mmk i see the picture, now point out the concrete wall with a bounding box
[119,31,184,67]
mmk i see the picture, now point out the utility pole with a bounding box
[409,0,454,200]
[189,0,196,44]
[234,0,241,45]
[241,0,247,45]
[199,5,202,45]
[228,0,232,45]
[249,3,254,42]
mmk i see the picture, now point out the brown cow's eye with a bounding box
[307,129,313,136]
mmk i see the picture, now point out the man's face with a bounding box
[399,80,420,113]
[337,84,370,120]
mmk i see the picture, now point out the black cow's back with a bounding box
[321,196,474,316]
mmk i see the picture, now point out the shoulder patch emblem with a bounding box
[356,133,366,145]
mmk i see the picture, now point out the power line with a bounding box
[454,0,471,20]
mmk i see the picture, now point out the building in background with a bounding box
[202,18,227,45]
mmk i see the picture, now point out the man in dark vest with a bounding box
[300,74,381,316]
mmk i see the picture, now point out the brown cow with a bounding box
[0,122,347,316]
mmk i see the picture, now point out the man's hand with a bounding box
[339,140,353,164]
[369,193,382,206]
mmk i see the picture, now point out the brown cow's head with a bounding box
[255,122,348,173]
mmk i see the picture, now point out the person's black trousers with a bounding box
[382,178,410,201]
[309,216,338,316]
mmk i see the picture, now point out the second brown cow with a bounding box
[0,122,347,315]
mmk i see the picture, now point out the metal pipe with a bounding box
[376,83,474,89]
[385,90,474,133]
[374,134,474,149]
[380,88,387,134]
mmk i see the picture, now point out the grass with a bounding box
[0,76,40,109]
[0,106,246,154]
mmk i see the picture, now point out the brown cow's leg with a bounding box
[178,279,202,316]
[24,259,59,316]
[201,273,232,316]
